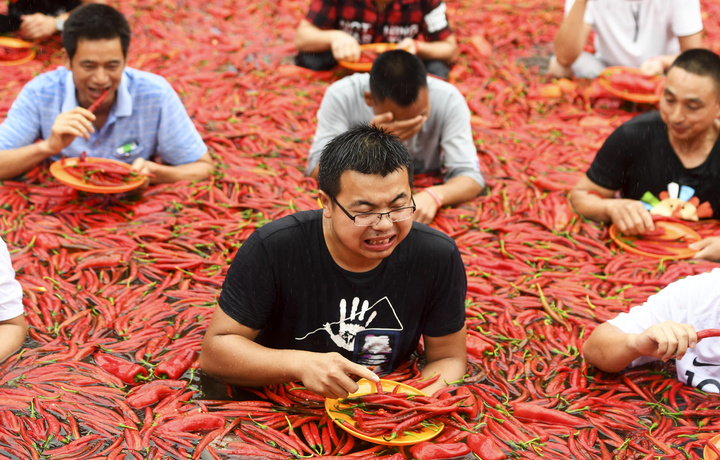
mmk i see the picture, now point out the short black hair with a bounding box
[318,125,414,199]
[369,49,428,106]
[669,49,720,95]
[63,4,131,61]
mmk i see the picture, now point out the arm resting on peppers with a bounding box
[569,174,655,236]
[0,315,26,363]
[584,321,697,373]
[551,0,592,71]
[200,307,379,400]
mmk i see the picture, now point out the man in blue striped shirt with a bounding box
[0,4,214,184]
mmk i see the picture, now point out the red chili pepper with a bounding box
[87,89,108,113]
[512,402,589,427]
[607,73,658,94]
[155,348,197,380]
[93,352,147,385]
[409,441,471,460]
[697,329,720,341]
[466,433,506,460]
[157,414,225,433]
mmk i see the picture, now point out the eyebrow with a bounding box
[352,192,408,208]
[79,59,123,66]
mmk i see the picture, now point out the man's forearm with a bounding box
[554,0,588,66]
[147,155,214,184]
[0,142,54,180]
[429,175,483,207]
[0,318,26,363]
[420,356,467,395]
[569,190,612,222]
[200,334,306,387]
[416,37,458,64]
[583,323,639,373]
[295,21,337,53]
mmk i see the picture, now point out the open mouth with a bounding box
[364,235,396,250]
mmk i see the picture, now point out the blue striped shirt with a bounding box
[0,67,206,165]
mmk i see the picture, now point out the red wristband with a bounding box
[424,188,442,208]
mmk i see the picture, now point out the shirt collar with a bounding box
[61,67,133,117]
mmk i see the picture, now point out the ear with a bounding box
[61,48,71,69]
[318,191,333,218]
[364,90,374,108]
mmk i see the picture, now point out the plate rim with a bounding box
[337,43,398,72]
[609,220,700,260]
[49,157,145,194]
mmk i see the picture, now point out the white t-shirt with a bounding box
[306,73,483,187]
[0,238,23,322]
[608,268,720,392]
[564,0,703,68]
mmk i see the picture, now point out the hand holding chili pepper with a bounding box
[130,158,153,189]
[628,320,698,362]
[43,108,97,156]
[606,198,655,235]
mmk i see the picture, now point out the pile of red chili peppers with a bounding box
[1,0,720,459]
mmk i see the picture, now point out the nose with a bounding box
[669,104,685,124]
[93,67,110,86]
[371,213,394,230]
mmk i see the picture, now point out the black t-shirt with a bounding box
[587,111,720,219]
[218,209,467,374]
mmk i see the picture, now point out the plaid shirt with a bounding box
[306,0,452,44]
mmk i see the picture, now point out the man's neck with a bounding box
[669,120,720,169]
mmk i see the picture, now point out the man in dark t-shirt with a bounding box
[1,0,105,40]
[200,125,468,399]
[570,49,720,261]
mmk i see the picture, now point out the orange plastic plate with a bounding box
[337,43,397,72]
[325,378,444,446]
[50,157,145,194]
[0,37,36,66]
[704,433,720,460]
[609,220,701,260]
[597,66,664,104]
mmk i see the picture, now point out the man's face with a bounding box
[659,67,720,141]
[321,168,414,272]
[372,87,431,124]
[63,38,126,112]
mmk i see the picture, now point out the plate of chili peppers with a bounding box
[337,43,397,72]
[609,219,701,260]
[50,153,147,194]
[0,37,36,67]
[597,66,665,104]
[324,378,445,446]
[704,433,720,460]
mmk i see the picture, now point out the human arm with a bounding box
[199,307,379,399]
[569,174,655,235]
[640,32,704,75]
[420,325,467,395]
[0,315,26,363]
[398,35,459,65]
[294,19,361,62]
[131,151,214,185]
[553,0,592,68]
[0,106,97,180]
[19,0,108,40]
[413,176,482,224]
[689,237,720,262]
[584,321,697,373]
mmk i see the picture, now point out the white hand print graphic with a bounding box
[323,297,377,351]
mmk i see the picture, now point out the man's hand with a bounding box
[43,108,96,155]
[370,112,426,141]
[628,321,697,362]
[690,237,720,261]
[296,352,379,399]
[606,199,654,235]
[330,31,361,62]
[639,57,665,76]
[130,158,154,190]
[413,190,439,224]
[20,13,58,40]
[397,38,418,55]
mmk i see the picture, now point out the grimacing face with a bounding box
[63,38,126,113]
[321,168,414,272]
[659,67,720,142]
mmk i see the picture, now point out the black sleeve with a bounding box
[586,124,637,191]
[421,240,467,337]
[218,232,277,330]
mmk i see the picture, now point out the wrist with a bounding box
[424,187,443,208]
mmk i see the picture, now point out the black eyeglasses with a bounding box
[331,196,416,227]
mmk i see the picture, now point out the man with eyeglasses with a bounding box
[201,125,468,399]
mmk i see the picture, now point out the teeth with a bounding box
[369,238,391,245]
